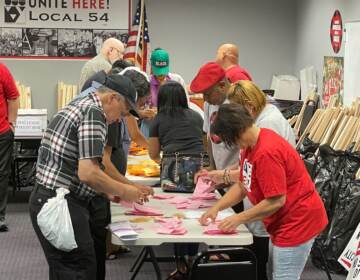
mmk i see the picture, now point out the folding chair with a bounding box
[189,247,257,280]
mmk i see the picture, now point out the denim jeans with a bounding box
[272,238,314,280]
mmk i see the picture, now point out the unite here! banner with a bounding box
[1,0,129,29]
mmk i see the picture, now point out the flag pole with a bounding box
[134,0,144,62]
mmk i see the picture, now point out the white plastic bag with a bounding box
[37,188,78,252]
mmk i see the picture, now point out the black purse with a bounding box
[160,152,209,193]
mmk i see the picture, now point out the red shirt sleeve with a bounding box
[255,153,287,198]
[0,64,19,100]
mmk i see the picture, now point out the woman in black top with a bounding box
[148,81,204,279]
[149,81,204,161]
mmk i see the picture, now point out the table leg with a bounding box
[147,246,162,280]
[130,247,148,280]
[130,246,146,272]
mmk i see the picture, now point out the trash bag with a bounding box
[311,148,360,274]
[281,102,303,119]
[297,135,319,159]
[314,179,360,274]
[37,188,78,252]
[313,145,345,221]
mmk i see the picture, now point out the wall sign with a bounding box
[0,0,130,58]
[330,10,343,54]
[322,56,344,106]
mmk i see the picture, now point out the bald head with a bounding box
[101,38,125,64]
[215,43,239,69]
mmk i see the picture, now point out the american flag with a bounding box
[124,0,150,72]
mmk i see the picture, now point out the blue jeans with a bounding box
[272,238,314,280]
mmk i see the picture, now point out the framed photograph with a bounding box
[22,28,58,57]
[0,28,22,56]
[58,29,96,57]
[93,29,128,54]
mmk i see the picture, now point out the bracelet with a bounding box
[223,169,228,184]
[223,169,232,185]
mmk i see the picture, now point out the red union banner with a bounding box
[330,10,343,54]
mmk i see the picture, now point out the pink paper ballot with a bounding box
[191,193,217,200]
[194,176,214,195]
[155,217,187,235]
[152,194,175,200]
[203,222,238,235]
[133,203,163,215]
[168,196,189,205]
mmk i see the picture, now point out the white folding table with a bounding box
[110,188,253,279]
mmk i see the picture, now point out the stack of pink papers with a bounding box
[155,217,187,235]
[125,203,163,216]
[191,193,217,200]
[203,222,238,235]
[176,200,212,210]
[168,196,189,205]
[152,194,175,200]
[194,176,215,195]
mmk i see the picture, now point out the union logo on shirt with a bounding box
[242,159,253,192]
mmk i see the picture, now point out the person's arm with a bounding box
[102,145,154,196]
[78,158,144,202]
[148,137,161,163]
[199,182,246,225]
[7,98,19,131]
[218,195,285,232]
[2,65,20,131]
[126,115,148,148]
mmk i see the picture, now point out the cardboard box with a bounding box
[15,109,47,138]
[271,75,301,101]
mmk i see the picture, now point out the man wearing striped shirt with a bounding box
[29,74,149,280]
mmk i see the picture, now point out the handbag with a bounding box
[161,152,209,193]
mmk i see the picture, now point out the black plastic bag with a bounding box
[297,135,319,159]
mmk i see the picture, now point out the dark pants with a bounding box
[0,130,14,221]
[175,243,199,258]
[29,184,110,280]
[247,236,269,280]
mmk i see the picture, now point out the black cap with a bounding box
[103,74,140,118]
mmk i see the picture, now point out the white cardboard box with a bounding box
[15,109,47,138]
[271,75,301,101]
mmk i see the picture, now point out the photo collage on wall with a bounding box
[0,28,128,57]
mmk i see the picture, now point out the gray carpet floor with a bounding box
[0,190,347,280]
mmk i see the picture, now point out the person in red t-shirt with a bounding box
[215,43,252,82]
[200,103,328,280]
[0,63,20,232]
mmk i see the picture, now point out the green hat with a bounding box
[150,49,169,76]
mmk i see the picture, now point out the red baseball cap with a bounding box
[190,62,225,93]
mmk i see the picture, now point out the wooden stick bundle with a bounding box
[57,81,78,111]
[16,81,32,109]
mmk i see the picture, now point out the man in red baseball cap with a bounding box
[190,62,229,106]
[190,62,234,172]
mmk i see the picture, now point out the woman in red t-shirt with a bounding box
[200,103,328,280]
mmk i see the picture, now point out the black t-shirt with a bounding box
[149,109,204,154]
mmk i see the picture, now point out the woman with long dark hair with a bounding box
[148,81,206,279]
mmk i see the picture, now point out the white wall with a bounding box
[146,0,297,88]
[2,0,298,117]
[294,0,360,95]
